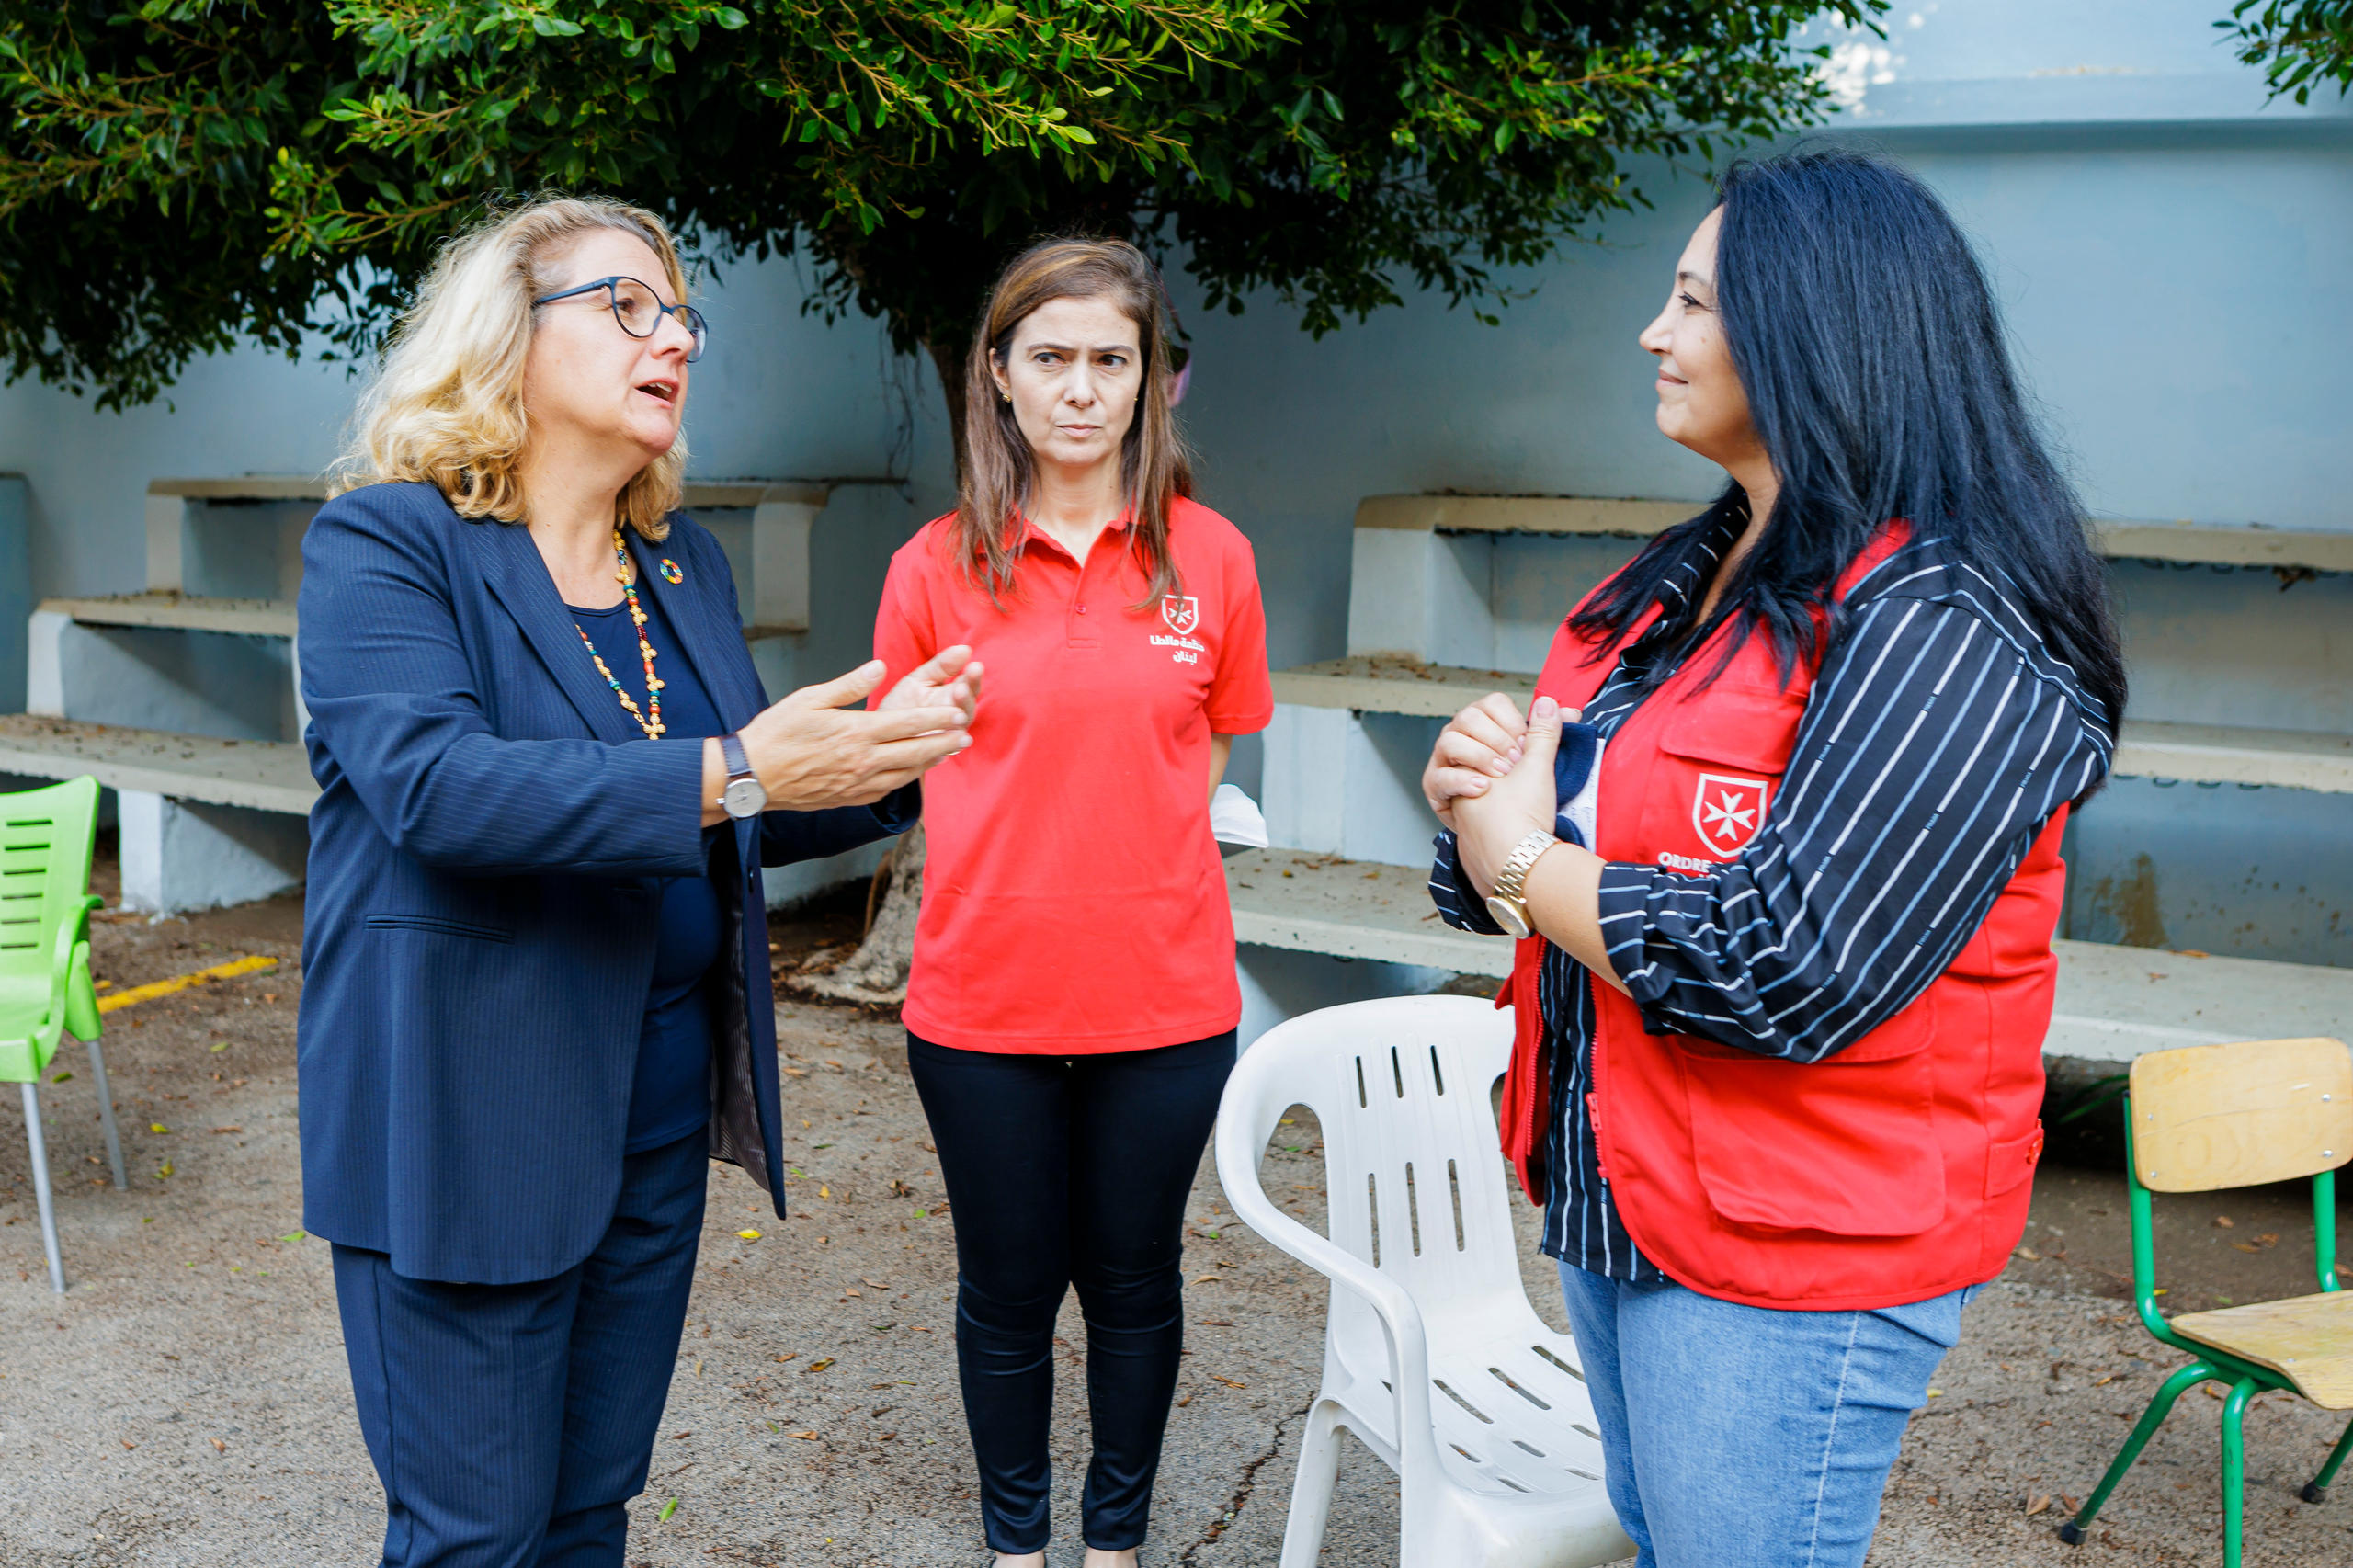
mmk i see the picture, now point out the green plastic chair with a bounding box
[0,777,124,1292]
[2059,1036,2353,1565]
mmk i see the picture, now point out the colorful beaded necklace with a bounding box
[573,528,665,739]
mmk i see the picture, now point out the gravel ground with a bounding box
[4,869,2350,1566]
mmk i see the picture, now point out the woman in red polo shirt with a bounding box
[871,238,1271,1568]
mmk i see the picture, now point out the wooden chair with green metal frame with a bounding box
[2058,1035,2353,1564]
[0,776,126,1292]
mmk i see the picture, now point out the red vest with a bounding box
[1498,530,2055,1310]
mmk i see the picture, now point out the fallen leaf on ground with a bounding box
[1212,1375,1247,1389]
[2213,1216,2234,1228]
[656,1497,679,1522]
[209,1437,225,1454]
[120,1438,136,1450]
[210,1127,241,1134]
[150,1123,168,1134]
[736,1229,761,1241]
[2015,1246,2040,1261]
[805,1358,835,1374]
[2026,1494,2052,1517]
[790,1431,819,1441]
[775,1353,798,1365]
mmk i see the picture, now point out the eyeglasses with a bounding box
[531,275,708,363]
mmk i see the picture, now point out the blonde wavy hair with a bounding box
[332,196,690,541]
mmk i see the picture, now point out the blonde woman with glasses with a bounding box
[296,196,982,1568]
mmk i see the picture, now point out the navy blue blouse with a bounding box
[570,562,726,1153]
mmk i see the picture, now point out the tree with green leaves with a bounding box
[2219,0,2353,103]
[4,0,1876,994]
[5,0,1875,422]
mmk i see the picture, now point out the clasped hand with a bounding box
[1420,690,1579,898]
[721,646,983,818]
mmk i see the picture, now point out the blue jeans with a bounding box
[332,1130,709,1568]
[1557,1261,1977,1568]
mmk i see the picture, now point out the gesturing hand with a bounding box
[878,644,983,731]
[738,657,972,812]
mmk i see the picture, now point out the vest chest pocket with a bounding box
[1629,687,1807,869]
[1676,1005,1947,1238]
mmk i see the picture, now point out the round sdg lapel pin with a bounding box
[658,558,684,585]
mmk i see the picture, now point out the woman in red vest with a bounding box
[1423,150,2127,1566]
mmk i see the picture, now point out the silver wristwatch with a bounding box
[718,732,767,820]
[1483,829,1560,940]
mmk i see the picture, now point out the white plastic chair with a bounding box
[1215,994,1634,1568]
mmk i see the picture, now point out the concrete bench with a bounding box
[1224,847,2353,1063]
[0,715,314,914]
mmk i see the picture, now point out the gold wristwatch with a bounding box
[1483,829,1560,940]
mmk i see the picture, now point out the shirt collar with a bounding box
[1010,507,1136,562]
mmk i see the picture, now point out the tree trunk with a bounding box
[795,335,968,1006]
[790,820,926,1006]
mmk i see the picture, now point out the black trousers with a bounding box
[907,1029,1237,1555]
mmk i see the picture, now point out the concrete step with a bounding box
[1355,493,2353,572]
[0,714,314,814]
[1223,847,2353,1062]
[142,476,834,633]
[1268,658,2353,794]
[40,592,296,639]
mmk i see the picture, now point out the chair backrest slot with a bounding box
[1448,1158,1466,1251]
[1405,1162,1423,1256]
[1355,1055,1368,1109]
[1391,1044,1404,1099]
[1366,1172,1381,1267]
[1489,1366,1552,1410]
[2131,1037,2353,1192]
[1429,1043,1446,1096]
[1531,1344,1586,1381]
[1432,1378,1495,1424]
[1514,1438,1546,1456]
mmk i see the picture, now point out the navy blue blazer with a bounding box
[296,481,904,1284]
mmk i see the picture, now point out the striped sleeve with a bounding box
[1594,587,2113,1062]
[1429,831,1506,936]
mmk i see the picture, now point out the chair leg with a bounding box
[2222,1378,2256,1568]
[1278,1400,1345,1568]
[19,1081,64,1292]
[2061,1360,2216,1543]
[84,1038,126,1191]
[2302,1414,2353,1503]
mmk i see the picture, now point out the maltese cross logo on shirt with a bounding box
[1690,773,1769,856]
[1161,595,1200,635]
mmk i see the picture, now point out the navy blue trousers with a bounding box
[907,1030,1236,1555]
[332,1130,708,1568]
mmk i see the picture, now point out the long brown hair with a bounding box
[957,238,1193,606]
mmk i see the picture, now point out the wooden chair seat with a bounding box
[2172,1290,2353,1410]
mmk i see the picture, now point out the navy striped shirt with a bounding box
[1432,521,2113,1279]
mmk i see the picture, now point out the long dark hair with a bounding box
[957,237,1193,607]
[1572,148,2126,734]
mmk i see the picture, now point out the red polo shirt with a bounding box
[871,497,1273,1052]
